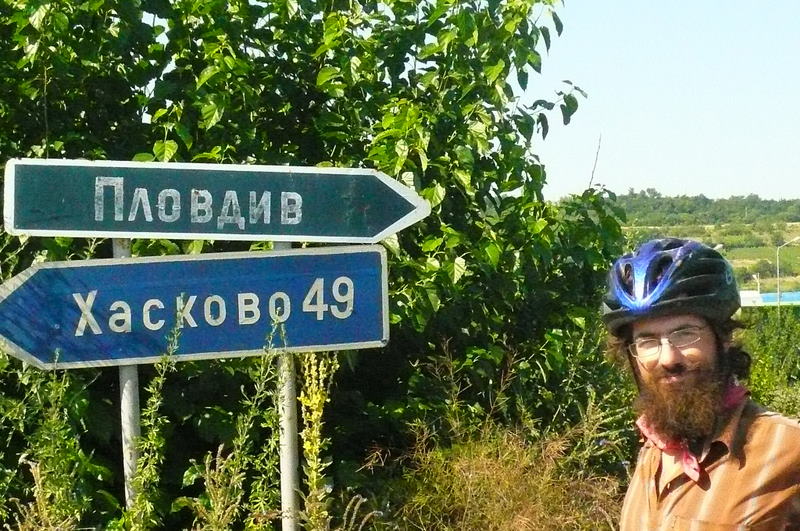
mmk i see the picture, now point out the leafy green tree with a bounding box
[0,0,626,526]
[617,190,800,227]
[0,0,155,160]
[741,307,800,413]
[752,259,776,279]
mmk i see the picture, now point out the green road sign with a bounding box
[4,159,430,243]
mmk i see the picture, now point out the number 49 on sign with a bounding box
[303,277,354,320]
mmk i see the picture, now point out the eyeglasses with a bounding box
[628,325,708,368]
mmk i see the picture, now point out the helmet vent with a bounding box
[621,263,634,295]
[648,256,673,294]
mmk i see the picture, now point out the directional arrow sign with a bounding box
[4,158,430,243]
[0,246,387,369]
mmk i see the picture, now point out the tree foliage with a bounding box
[618,189,800,226]
[0,0,626,526]
[740,307,800,417]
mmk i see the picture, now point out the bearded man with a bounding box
[602,238,800,530]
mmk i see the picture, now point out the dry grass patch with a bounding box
[396,426,623,530]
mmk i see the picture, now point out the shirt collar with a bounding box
[707,394,750,465]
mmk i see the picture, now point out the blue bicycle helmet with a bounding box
[602,238,740,336]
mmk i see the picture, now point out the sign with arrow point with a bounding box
[0,246,388,369]
[4,159,430,243]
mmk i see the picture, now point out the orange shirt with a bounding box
[620,400,800,530]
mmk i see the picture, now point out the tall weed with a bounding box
[180,445,248,530]
[298,351,340,530]
[117,326,180,530]
[241,345,282,528]
[296,349,382,531]
[3,362,99,530]
[243,352,283,528]
[177,341,282,530]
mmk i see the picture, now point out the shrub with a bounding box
[740,307,800,414]
[764,386,800,418]
[717,234,766,249]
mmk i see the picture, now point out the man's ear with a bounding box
[720,330,733,352]
[722,339,732,352]
[712,320,733,352]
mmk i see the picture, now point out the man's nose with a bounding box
[657,338,684,368]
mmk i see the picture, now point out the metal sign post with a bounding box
[274,241,299,530]
[278,350,299,530]
[113,238,140,508]
[119,362,140,508]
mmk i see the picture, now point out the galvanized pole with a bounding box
[113,238,141,508]
[274,241,299,531]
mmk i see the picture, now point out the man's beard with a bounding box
[634,354,728,443]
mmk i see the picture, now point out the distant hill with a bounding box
[616,189,800,226]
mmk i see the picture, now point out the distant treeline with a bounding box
[616,189,800,226]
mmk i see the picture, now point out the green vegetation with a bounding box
[393,423,621,530]
[2,367,97,529]
[618,189,800,226]
[0,0,632,528]
[725,247,800,292]
[618,194,800,292]
[740,307,800,417]
[349,323,633,530]
[4,1,797,528]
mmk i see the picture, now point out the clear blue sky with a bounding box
[526,1,800,201]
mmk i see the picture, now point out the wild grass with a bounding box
[5,369,91,530]
[393,417,624,530]
[10,460,80,531]
[176,328,283,530]
[360,328,632,531]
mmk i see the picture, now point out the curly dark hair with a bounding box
[606,317,751,381]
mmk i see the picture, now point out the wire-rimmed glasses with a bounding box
[628,325,708,369]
